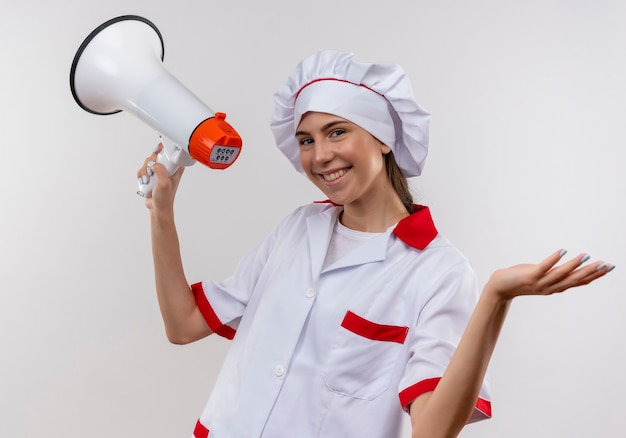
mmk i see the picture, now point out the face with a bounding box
[295,112,393,209]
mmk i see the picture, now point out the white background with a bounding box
[2,1,625,437]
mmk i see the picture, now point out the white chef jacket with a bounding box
[190,202,491,438]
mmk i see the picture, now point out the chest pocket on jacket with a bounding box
[321,310,408,400]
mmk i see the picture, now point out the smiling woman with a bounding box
[295,113,403,231]
[137,50,614,438]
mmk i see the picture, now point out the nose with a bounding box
[313,139,334,164]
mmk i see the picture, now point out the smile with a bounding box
[322,168,349,182]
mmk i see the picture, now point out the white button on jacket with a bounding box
[274,365,285,377]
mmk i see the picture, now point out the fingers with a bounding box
[541,251,615,294]
[561,259,613,287]
[137,144,163,185]
[536,249,569,274]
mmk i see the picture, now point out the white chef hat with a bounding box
[270,50,431,177]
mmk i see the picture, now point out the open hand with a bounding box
[487,250,614,301]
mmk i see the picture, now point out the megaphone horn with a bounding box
[69,15,242,197]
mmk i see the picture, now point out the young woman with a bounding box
[139,50,613,438]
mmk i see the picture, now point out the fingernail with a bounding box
[152,145,159,153]
[559,249,568,258]
[148,161,155,167]
[580,255,590,263]
[597,264,607,271]
[138,177,143,185]
[607,265,616,273]
[147,167,153,176]
[142,175,148,184]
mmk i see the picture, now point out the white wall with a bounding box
[2,1,625,437]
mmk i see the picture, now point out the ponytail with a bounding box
[385,151,414,214]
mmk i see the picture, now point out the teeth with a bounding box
[323,169,347,182]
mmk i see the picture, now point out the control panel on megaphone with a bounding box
[69,15,242,197]
[139,111,242,197]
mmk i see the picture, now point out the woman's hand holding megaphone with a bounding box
[138,143,185,211]
[137,135,195,198]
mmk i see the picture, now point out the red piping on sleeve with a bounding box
[399,377,440,409]
[399,377,492,417]
[193,419,210,438]
[475,397,493,417]
[191,282,236,340]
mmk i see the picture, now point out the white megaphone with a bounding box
[69,15,242,197]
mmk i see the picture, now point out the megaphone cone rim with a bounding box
[69,15,165,115]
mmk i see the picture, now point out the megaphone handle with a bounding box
[137,149,180,198]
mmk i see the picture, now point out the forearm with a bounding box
[150,208,210,344]
[411,287,510,438]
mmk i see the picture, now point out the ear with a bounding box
[373,135,392,154]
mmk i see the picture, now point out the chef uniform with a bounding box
[191,50,491,437]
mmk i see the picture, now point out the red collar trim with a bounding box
[393,205,438,250]
[314,199,341,206]
[314,201,438,250]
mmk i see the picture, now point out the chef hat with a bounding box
[270,50,431,177]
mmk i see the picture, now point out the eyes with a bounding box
[330,128,347,138]
[297,128,347,146]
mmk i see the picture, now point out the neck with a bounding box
[340,195,409,232]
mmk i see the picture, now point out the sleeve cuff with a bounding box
[191,282,237,340]
[399,377,492,421]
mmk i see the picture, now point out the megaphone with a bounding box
[69,15,242,197]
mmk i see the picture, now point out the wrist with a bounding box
[481,281,513,308]
[150,207,176,228]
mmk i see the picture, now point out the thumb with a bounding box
[148,160,174,191]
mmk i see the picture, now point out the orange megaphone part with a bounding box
[188,112,242,170]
